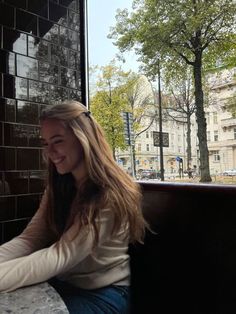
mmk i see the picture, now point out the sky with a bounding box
[87,0,140,72]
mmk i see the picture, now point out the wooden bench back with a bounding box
[129,182,236,314]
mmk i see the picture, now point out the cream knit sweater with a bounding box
[0,191,130,292]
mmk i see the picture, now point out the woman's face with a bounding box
[40,118,86,183]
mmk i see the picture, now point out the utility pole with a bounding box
[158,60,164,181]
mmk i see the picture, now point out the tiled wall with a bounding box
[0,0,86,243]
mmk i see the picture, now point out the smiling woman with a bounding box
[0,100,148,314]
[40,118,86,183]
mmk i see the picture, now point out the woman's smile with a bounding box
[52,157,66,165]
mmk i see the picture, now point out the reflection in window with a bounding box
[15,77,28,100]
[68,10,80,31]
[39,61,59,84]
[52,45,68,67]
[39,18,59,42]
[5,99,16,122]
[68,49,80,68]
[17,55,38,80]
[50,85,68,102]
[3,28,27,54]
[59,26,78,50]
[28,80,49,103]
[28,36,49,61]
[17,101,39,125]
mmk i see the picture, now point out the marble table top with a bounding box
[0,282,69,313]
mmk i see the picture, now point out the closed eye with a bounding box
[52,139,63,145]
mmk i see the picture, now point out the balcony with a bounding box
[221,118,236,128]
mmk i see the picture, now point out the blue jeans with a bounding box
[49,278,130,313]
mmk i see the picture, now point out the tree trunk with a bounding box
[193,53,211,182]
[186,114,192,170]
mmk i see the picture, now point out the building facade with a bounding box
[117,68,236,178]
[206,67,236,174]
[117,115,198,177]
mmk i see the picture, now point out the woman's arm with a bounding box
[0,190,54,263]
[0,208,114,292]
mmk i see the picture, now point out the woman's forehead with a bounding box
[40,119,68,138]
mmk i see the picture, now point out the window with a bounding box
[207,131,210,141]
[213,150,220,162]
[88,1,236,185]
[213,112,218,124]
[206,112,210,124]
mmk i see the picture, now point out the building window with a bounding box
[213,112,218,124]
[207,131,210,141]
[146,131,149,138]
[234,128,236,140]
[137,143,141,152]
[214,130,218,141]
[213,150,220,162]
[146,144,150,151]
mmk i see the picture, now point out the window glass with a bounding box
[88,0,236,185]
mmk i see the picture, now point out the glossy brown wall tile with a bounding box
[0,0,85,244]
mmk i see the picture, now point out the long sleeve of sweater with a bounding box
[0,208,114,293]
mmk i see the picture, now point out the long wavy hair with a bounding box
[40,100,147,244]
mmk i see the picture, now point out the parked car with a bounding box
[140,170,161,180]
[223,169,236,176]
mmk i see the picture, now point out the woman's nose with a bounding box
[45,143,56,155]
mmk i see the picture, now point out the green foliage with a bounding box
[90,62,136,153]
[91,89,127,152]
[110,0,236,182]
[110,0,236,74]
[90,61,155,153]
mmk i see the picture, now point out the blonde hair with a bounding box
[40,100,147,244]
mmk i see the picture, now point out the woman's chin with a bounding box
[56,167,68,175]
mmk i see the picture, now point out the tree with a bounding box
[110,0,236,182]
[90,62,156,170]
[227,95,236,117]
[164,67,196,170]
[122,73,155,176]
[90,62,129,158]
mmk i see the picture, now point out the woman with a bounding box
[0,101,147,313]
